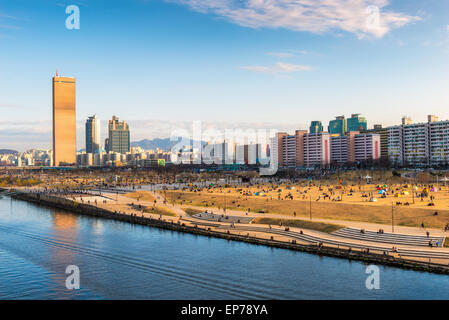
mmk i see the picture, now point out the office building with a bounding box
[347,114,367,132]
[106,116,130,154]
[328,116,347,136]
[309,121,323,134]
[52,73,76,166]
[85,115,101,154]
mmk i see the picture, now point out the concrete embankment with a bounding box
[4,188,449,275]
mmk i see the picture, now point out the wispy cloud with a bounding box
[168,0,420,38]
[240,62,312,74]
[267,52,296,58]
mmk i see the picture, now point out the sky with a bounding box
[0,0,448,151]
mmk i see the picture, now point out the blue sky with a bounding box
[0,0,448,150]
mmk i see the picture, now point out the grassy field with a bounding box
[183,208,204,216]
[163,190,449,229]
[0,178,41,187]
[143,206,176,217]
[124,191,155,202]
[253,217,344,234]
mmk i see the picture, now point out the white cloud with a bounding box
[168,0,420,38]
[240,62,312,74]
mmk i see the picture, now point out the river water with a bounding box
[0,197,448,299]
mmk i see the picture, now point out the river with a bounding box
[0,197,448,299]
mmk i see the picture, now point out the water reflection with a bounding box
[0,197,448,300]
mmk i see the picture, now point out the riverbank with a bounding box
[3,188,449,275]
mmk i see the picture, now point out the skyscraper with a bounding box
[85,115,101,154]
[309,121,323,134]
[52,73,76,166]
[106,116,130,154]
[328,116,347,136]
[347,114,367,132]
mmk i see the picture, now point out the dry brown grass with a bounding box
[253,217,344,234]
[163,190,449,229]
[124,191,155,202]
[182,208,204,216]
[143,205,176,217]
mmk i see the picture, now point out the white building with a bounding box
[387,115,449,166]
[303,133,331,167]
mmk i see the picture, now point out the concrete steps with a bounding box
[332,228,445,247]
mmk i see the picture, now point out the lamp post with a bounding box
[309,194,312,221]
[391,202,395,233]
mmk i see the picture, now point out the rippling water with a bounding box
[0,197,448,299]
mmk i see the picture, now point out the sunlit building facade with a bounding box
[52,74,76,166]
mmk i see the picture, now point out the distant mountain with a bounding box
[131,137,206,151]
[0,149,18,155]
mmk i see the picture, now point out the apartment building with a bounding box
[387,115,449,166]
[303,133,331,167]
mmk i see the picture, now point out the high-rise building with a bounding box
[364,125,389,160]
[347,114,367,132]
[275,132,288,167]
[330,134,348,164]
[106,116,130,154]
[388,115,449,166]
[354,134,380,162]
[303,133,331,167]
[328,116,347,136]
[330,132,380,165]
[52,73,76,166]
[281,134,297,167]
[85,115,101,154]
[309,121,323,134]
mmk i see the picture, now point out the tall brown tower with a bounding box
[52,73,76,166]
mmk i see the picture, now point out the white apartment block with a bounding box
[303,133,331,167]
[282,135,297,167]
[387,126,403,165]
[330,135,348,164]
[429,120,449,165]
[387,115,449,166]
[354,134,381,162]
[270,137,278,168]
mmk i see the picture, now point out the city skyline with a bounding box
[0,0,448,151]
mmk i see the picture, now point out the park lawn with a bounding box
[182,208,204,216]
[0,178,41,187]
[162,190,449,229]
[124,191,155,202]
[253,217,344,234]
[143,206,176,217]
